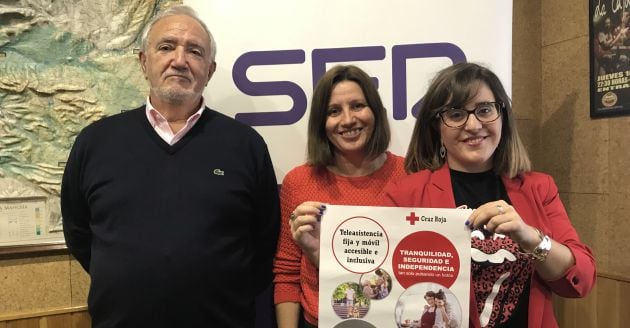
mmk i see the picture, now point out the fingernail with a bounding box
[319,208,324,215]
[317,215,321,222]
[321,204,327,209]
[464,220,469,226]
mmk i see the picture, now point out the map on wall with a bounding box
[0,0,179,246]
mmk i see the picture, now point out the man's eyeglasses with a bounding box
[436,102,503,128]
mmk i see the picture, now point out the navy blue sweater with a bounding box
[61,106,280,327]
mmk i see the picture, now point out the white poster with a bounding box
[0,197,63,246]
[186,0,513,182]
[319,205,472,327]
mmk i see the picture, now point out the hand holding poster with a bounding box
[319,205,471,327]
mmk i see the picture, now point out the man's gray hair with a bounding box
[139,5,217,61]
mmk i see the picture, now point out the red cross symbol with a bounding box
[406,212,420,225]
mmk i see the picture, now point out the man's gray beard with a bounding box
[152,86,197,104]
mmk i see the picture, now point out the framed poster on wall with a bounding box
[0,196,66,257]
[590,0,630,118]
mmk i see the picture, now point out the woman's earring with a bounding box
[439,144,446,158]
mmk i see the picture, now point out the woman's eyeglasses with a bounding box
[436,102,503,128]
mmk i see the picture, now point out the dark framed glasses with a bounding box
[436,102,504,128]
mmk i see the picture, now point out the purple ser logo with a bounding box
[232,43,466,126]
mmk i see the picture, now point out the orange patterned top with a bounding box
[273,151,406,326]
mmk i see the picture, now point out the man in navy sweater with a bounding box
[61,5,280,327]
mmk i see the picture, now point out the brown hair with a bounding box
[307,65,390,167]
[405,62,530,178]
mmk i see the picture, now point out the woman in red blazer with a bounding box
[383,63,595,327]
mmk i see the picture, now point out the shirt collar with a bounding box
[145,96,206,126]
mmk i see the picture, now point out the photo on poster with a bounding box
[330,282,370,320]
[359,268,393,301]
[395,282,462,328]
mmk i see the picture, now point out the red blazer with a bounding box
[382,164,596,328]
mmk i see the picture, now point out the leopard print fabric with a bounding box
[471,228,534,327]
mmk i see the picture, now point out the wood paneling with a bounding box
[0,307,89,328]
[5,318,38,328]
[554,275,630,327]
[41,314,72,328]
[70,312,91,328]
